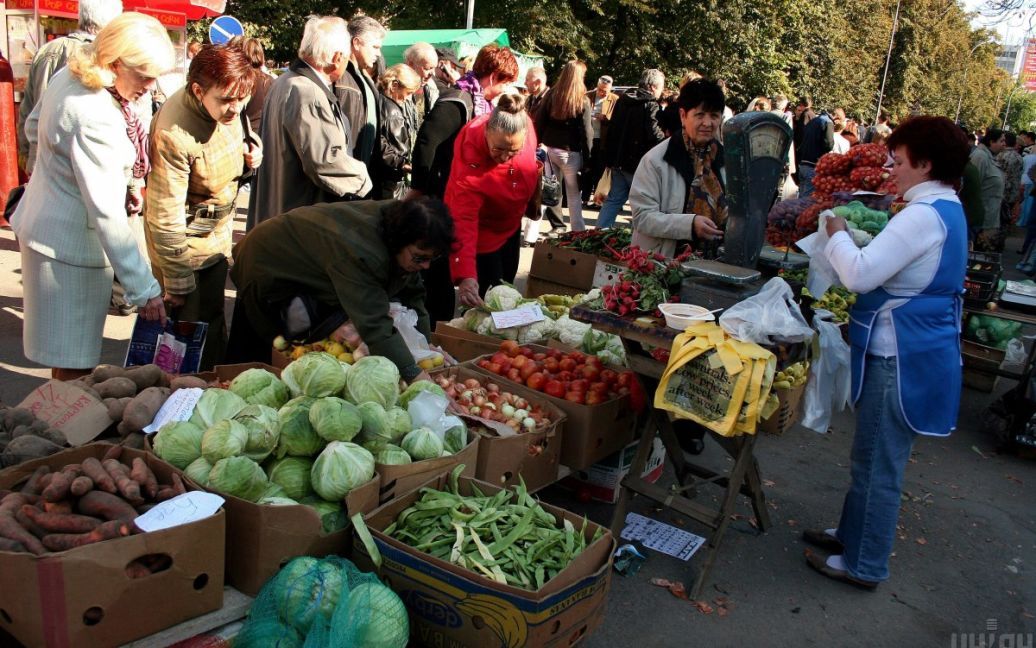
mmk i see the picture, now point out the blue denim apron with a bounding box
[847,198,967,437]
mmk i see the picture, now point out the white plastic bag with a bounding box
[406,390,462,441]
[718,277,814,345]
[389,302,438,363]
[796,209,841,298]
[800,310,852,434]
[1001,338,1028,374]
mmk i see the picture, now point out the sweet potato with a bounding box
[70,476,94,496]
[0,495,46,554]
[77,491,138,521]
[81,458,117,493]
[21,506,101,533]
[91,365,128,383]
[121,433,147,450]
[2,408,34,431]
[171,473,187,495]
[170,375,208,391]
[42,519,131,551]
[102,444,123,461]
[102,459,142,503]
[154,486,177,502]
[0,538,26,552]
[130,458,159,499]
[42,501,72,515]
[122,387,170,432]
[94,377,137,400]
[20,466,51,495]
[42,472,73,502]
[125,560,152,578]
[104,397,133,422]
[14,507,47,539]
[125,365,165,391]
[3,435,62,459]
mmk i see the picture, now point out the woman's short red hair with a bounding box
[471,44,518,84]
[886,116,971,184]
[187,44,255,96]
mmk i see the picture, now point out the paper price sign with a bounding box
[135,492,224,532]
[491,305,545,330]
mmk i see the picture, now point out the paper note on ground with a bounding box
[143,387,204,434]
[135,492,224,532]
[491,304,545,329]
[621,512,706,561]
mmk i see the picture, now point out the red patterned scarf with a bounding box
[106,87,150,179]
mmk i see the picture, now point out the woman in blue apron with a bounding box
[803,116,972,589]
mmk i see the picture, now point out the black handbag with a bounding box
[3,184,25,224]
[540,156,562,207]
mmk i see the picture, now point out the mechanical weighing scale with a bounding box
[679,112,795,310]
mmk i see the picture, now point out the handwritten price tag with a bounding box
[143,388,203,434]
[135,492,224,533]
[490,305,544,330]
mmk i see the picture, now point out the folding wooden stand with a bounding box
[570,306,771,597]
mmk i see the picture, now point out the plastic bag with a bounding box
[719,277,814,345]
[389,302,438,362]
[800,310,851,434]
[796,209,841,297]
[406,390,461,440]
[1001,338,1028,374]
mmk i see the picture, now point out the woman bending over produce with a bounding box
[804,116,970,589]
[13,13,174,379]
[225,198,455,382]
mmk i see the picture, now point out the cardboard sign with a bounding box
[17,380,112,446]
[490,305,544,330]
[592,260,626,289]
[135,492,224,532]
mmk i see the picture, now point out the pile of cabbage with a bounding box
[446,286,626,365]
[154,354,470,529]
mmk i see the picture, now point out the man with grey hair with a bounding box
[17,0,122,171]
[525,66,549,114]
[596,68,666,228]
[336,15,386,167]
[404,42,438,123]
[249,15,372,229]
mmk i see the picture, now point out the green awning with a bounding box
[381,28,511,67]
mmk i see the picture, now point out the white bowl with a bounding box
[658,303,716,330]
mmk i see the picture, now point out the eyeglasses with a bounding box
[410,250,442,264]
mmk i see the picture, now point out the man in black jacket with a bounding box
[797,104,834,199]
[596,68,665,228]
[335,15,385,168]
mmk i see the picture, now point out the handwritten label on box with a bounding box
[135,492,224,533]
[143,388,204,434]
[592,260,626,289]
[17,380,113,446]
[491,305,544,330]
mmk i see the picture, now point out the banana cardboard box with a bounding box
[353,472,616,648]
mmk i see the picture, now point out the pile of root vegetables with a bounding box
[0,445,187,556]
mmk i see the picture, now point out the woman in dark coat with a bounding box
[375,64,421,199]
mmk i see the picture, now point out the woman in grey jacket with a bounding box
[13,13,174,379]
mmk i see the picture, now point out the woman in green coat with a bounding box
[226,198,455,381]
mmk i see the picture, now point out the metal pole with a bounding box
[875,0,902,124]
[955,43,983,123]
[465,0,475,29]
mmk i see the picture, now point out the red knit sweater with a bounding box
[444,114,539,283]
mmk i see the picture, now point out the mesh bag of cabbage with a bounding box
[235,555,409,648]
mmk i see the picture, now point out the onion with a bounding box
[501,404,516,418]
[459,390,473,402]
[522,417,536,431]
[514,398,529,410]
[446,386,458,398]
[473,395,486,407]
[483,402,497,411]
[505,419,520,430]
[487,383,500,393]
[513,408,528,421]
[464,378,481,389]
[469,406,481,416]
[436,377,451,388]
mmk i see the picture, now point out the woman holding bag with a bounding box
[805,116,970,589]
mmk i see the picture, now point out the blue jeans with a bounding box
[835,355,916,582]
[798,165,817,199]
[596,168,634,228]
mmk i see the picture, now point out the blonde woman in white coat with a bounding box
[13,12,174,379]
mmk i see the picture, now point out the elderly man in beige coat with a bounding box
[247,15,372,230]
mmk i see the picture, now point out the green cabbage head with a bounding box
[375,444,412,466]
[401,427,444,461]
[308,397,362,442]
[275,396,324,458]
[153,420,204,469]
[189,388,248,429]
[234,404,280,462]
[345,581,409,648]
[282,353,348,398]
[310,441,375,501]
[207,456,268,501]
[343,356,400,408]
[184,456,213,486]
[229,368,291,408]
[384,407,412,443]
[201,419,249,464]
[266,456,315,500]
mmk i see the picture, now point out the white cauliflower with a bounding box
[578,289,601,305]
[447,316,467,329]
[517,318,557,344]
[555,315,592,348]
[484,285,523,312]
[463,309,489,331]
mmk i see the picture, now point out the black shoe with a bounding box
[802,528,844,553]
[804,549,879,591]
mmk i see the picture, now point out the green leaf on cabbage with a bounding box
[401,427,444,461]
[282,353,347,398]
[183,456,213,486]
[266,456,314,500]
[234,404,280,463]
[189,388,247,429]
[201,419,249,464]
[375,444,412,466]
[384,407,411,443]
[153,420,203,469]
[309,397,362,442]
[207,456,268,502]
[275,396,324,458]
[229,368,291,408]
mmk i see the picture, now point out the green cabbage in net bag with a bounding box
[276,396,324,458]
[183,456,213,486]
[235,404,280,463]
[234,618,304,648]
[274,556,343,634]
[309,397,363,442]
[343,356,400,408]
[207,456,268,502]
[230,368,291,409]
[398,380,446,410]
[266,456,314,500]
[342,581,409,648]
[153,420,204,469]
[384,407,411,443]
[401,427,444,461]
[201,419,249,464]
[282,353,348,398]
[189,388,248,429]
[310,441,375,501]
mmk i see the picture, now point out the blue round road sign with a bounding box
[209,15,243,45]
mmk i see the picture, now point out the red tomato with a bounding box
[600,369,617,385]
[585,390,607,406]
[617,371,635,387]
[569,379,589,393]
[581,365,601,381]
[520,347,535,358]
[589,381,609,394]
[533,353,547,361]
[559,358,577,372]
[491,352,510,366]
[544,380,565,398]
[507,368,522,383]
[564,390,586,404]
[547,349,564,360]
[487,362,503,375]
[543,358,560,373]
[568,351,587,364]
[500,340,520,357]
[477,359,491,370]
[526,372,546,391]
[558,370,574,382]
[519,362,539,380]
[585,356,603,370]
[512,355,528,369]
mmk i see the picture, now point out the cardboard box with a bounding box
[376,431,479,505]
[432,323,502,362]
[270,346,292,370]
[0,444,225,648]
[525,276,586,299]
[561,437,666,504]
[16,381,113,446]
[759,382,807,436]
[467,345,636,470]
[194,472,380,597]
[352,473,615,648]
[190,362,282,385]
[591,259,627,289]
[529,242,600,289]
[434,365,566,493]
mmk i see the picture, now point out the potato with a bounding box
[104,397,133,422]
[116,420,135,437]
[121,432,147,450]
[29,419,49,433]
[125,364,165,391]
[0,432,10,451]
[91,365,129,383]
[37,428,67,446]
[3,408,34,431]
[170,375,208,391]
[122,387,170,432]
[3,435,62,459]
[10,425,32,438]
[94,377,137,399]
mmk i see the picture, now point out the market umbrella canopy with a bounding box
[129,0,225,20]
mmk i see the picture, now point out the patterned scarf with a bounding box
[455,72,490,117]
[106,87,150,180]
[682,133,727,228]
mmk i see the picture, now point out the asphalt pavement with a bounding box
[0,207,1032,647]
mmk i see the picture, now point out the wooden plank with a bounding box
[121,587,253,648]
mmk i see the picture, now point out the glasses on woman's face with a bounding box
[410,250,441,265]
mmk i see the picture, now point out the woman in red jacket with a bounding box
[444,93,540,308]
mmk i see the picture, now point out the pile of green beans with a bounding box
[385,466,602,590]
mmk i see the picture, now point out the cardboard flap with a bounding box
[17,381,113,446]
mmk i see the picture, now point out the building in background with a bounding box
[998,43,1024,78]
[1021,39,1036,92]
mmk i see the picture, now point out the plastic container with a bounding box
[657,303,716,330]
